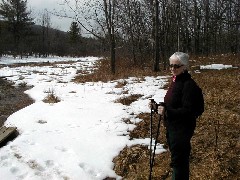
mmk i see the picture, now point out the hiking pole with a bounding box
[149,102,164,180]
[150,114,162,173]
[149,99,154,180]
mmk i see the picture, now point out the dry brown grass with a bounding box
[73,54,239,180]
[73,58,165,83]
[43,89,61,104]
[115,94,143,106]
[189,67,239,180]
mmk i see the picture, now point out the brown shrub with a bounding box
[43,89,60,104]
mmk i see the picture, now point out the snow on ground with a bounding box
[0,56,168,180]
[0,56,94,65]
[0,56,236,179]
[200,64,233,70]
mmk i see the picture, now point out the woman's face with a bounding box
[169,58,185,76]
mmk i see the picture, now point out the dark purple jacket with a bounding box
[164,71,198,132]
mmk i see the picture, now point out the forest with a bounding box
[0,0,239,72]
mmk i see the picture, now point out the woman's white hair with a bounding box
[169,52,189,66]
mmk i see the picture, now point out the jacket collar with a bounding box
[175,70,191,81]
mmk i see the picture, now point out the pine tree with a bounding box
[68,21,81,45]
[67,21,82,56]
[0,0,33,55]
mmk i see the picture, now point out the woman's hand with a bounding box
[158,105,165,115]
[148,101,157,111]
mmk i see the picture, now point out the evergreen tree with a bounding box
[68,21,81,45]
[68,21,82,56]
[0,0,33,55]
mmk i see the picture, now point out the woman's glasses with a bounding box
[169,64,184,69]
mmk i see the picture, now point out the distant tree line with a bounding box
[0,0,102,58]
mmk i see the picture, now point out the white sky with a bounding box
[28,0,82,32]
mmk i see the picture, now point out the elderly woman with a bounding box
[151,52,203,180]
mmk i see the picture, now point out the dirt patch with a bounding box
[0,77,34,126]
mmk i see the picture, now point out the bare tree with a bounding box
[40,9,51,57]
[103,0,116,74]
[60,0,117,73]
[226,0,240,53]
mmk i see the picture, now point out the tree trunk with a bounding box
[154,0,160,72]
[103,0,116,74]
